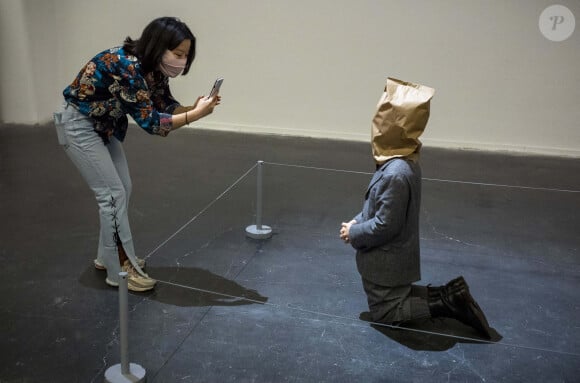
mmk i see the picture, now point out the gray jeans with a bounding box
[54,103,143,283]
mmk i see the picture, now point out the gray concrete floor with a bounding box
[1,124,579,382]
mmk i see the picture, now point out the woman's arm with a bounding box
[171,96,220,131]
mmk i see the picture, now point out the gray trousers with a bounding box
[362,277,431,324]
[54,103,142,284]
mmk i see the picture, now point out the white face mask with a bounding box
[159,50,186,77]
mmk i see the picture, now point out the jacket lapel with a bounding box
[365,170,383,198]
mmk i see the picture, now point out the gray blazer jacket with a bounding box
[349,158,422,286]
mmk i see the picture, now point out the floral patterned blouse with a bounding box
[63,46,178,142]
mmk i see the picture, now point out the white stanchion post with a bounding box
[246,160,272,239]
[104,272,146,383]
[119,271,129,375]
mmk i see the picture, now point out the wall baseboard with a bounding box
[187,122,580,159]
[419,138,580,158]
[6,119,578,158]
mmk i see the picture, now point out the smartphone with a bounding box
[208,78,223,99]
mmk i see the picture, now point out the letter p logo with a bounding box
[550,15,565,30]
[540,5,575,42]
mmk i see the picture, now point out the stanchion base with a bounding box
[104,363,146,383]
[245,224,272,239]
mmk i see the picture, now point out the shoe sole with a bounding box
[449,276,468,291]
[94,259,107,270]
[428,276,467,297]
[105,278,156,292]
[459,289,492,339]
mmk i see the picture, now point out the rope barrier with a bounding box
[140,159,580,360]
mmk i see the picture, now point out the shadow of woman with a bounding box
[360,312,502,351]
[145,266,268,307]
[79,265,268,307]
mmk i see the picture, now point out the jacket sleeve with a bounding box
[348,174,409,251]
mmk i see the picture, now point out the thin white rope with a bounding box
[155,278,580,358]
[264,161,374,176]
[423,177,580,193]
[142,159,580,361]
[144,162,258,259]
[264,161,580,193]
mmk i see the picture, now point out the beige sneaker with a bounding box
[105,261,156,292]
[94,257,146,270]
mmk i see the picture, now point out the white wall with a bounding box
[0,1,35,124]
[1,0,579,157]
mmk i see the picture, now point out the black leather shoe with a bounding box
[428,276,468,296]
[428,281,492,339]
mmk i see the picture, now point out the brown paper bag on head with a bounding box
[372,77,435,164]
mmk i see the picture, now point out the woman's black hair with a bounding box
[123,17,196,75]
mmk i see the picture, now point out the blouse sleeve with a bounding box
[106,58,173,137]
[148,74,182,114]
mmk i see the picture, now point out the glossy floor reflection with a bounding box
[1,125,579,382]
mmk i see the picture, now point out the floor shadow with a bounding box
[78,265,268,307]
[79,265,113,290]
[360,311,502,351]
[144,266,268,307]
